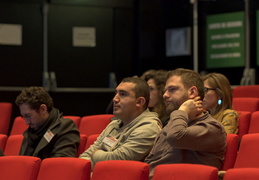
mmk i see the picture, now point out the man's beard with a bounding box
[166,103,177,114]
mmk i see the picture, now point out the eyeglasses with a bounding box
[204,87,216,94]
[21,113,32,120]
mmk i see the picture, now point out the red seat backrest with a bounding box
[92,160,150,180]
[248,111,259,134]
[0,102,13,135]
[10,116,28,136]
[234,133,259,168]
[37,157,91,180]
[0,134,7,152]
[221,134,239,171]
[224,168,259,180]
[233,97,259,113]
[79,114,113,136]
[76,134,87,157]
[63,115,81,128]
[152,163,218,180]
[0,156,41,180]
[233,85,259,98]
[84,134,100,150]
[4,135,24,156]
[237,111,251,139]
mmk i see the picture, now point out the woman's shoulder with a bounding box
[222,109,238,116]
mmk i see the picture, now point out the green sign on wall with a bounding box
[206,12,245,68]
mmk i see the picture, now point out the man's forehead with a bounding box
[166,76,182,85]
[116,82,135,91]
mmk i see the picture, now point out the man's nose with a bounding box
[163,91,168,99]
[24,119,30,125]
[113,94,119,102]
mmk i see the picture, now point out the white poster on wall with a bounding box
[0,24,22,46]
[73,27,96,47]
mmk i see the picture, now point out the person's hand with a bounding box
[179,96,204,120]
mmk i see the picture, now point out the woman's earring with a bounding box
[218,99,222,105]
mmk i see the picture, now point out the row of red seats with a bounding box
[8,109,257,141]
[2,111,259,159]
[0,133,100,157]
[10,114,114,136]
[0,102,113,136]
[0,114,113,156]
[0,85,257,134]
[1,131,258,173]
[1,156,259,180]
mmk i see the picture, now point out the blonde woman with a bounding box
[202,73,238,134]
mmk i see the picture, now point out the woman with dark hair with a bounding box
[145,70,169,127]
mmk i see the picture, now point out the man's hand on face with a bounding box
[179,96,204,120]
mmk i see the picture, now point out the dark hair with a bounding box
[145,70,168,120]
[15,86,53,112]
[121,77,150,109]
[166,68,205,100]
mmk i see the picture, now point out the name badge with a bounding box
[103,135,118,148]
[44,129,54,143]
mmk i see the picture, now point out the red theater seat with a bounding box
[79,114,113,136]
[248,111,259,134]
[0,102,13,135]
[237,111,251,139]
[152,163,218,180]
[224,168,259,180]
[233,97,259,113]
[84,134,99,150]
[92,160,149,180]
[234,133,259,168]
[63,115,81,128]
[76,134,87,157]
[10,116,28,136]
[37,157,91,180]
[4,135,23,156]
[0,134,7,152]
[233,85,259,98]
[222,134,239,171]
[0,156,41,180]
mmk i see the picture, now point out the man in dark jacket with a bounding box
[15,86,80,159]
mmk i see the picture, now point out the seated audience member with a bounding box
[15,86,80,159]
[139,69,156,79]
[106,69,156,114]
[202,73,238,134]
[80,77,162,169]
[144,68,226,179]
[145,70,169,127]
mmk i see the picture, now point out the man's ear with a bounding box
[189,86,198,99]
[136,97,146,108]
[39,104,48,113]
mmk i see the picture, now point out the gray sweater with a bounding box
[79,109,162,168]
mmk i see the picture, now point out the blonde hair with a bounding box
[202,73,233,119]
